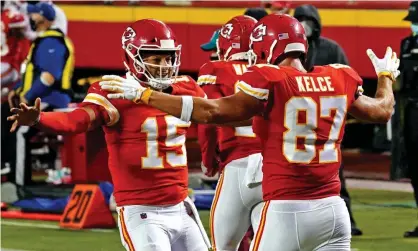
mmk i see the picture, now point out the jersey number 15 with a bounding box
[141,116,190,169]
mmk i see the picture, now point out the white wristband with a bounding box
[181,96,194,122]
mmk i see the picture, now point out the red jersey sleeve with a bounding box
[195,84,207,98]
[197,61,234,87]
[197,84,223,171]
[201,83,223,99]
[80,82,120,126]
[172,76,206,98]
[198,123,219,171]
[38,108,93,134]
[197,62,224,171]
[197,61,218,86]
[37,82,115,134]
[329,64,364,102]
[236,65,271,101]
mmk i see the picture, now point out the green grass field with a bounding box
[1,189,418,251]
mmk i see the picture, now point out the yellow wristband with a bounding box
[378,71,394,82]
[135,88,153,104]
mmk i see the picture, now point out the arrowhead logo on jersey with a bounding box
[250,24,267,43]
[122,27,136,46]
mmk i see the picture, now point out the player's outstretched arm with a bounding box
[99,75,263,124]
[349,75,394,123]
[7,98,103,134]
[147,90,261,124]
[222,119,253,127]
[348,47,399,123]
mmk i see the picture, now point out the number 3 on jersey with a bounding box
[141,115,190,168]
[283,96,347,164]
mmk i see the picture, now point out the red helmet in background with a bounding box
[1,9,27,57]
[8,11,26,29]
[217,15,257,61]
[1,8,27,30]
[248,14,307,65]
[268,1,291,14]
[2,0,25,13]
[121,19,181,90]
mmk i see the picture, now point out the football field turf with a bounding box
[1,189,418,251]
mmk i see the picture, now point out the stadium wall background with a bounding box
[65,1,410,150]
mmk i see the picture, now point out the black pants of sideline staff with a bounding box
[404,100,418,207]
[404,100,418,237]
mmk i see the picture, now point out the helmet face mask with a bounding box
[125,43,181,90]
[121,20,182,90]
[5,9,27,38]
[141,51,178,81]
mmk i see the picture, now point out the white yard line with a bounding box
[1,220,116,233]
[1,249,31,251]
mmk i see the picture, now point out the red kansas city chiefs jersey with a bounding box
[1,10,30,72]
[237,64,363,200]
[81,75,205,206]
[197,60,261,168]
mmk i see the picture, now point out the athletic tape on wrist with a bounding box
[378,71,394,81]
[138,88,153,104]
[181,96,193,122]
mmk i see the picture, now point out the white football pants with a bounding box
[250,196,351,251]
[1,62,19,87]
[210,155,264,251]
[117,197,210,251]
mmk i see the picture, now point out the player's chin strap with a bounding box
[149,78,172,90]
[247,50,257,66]
[126,71,170,91]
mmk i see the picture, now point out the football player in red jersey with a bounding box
[1,9,30,96]
[8,19,211,251]
[100,14,399,251]
[1,7,31,175]
[196,15,264,251]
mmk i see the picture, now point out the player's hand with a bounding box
[7,97,41,132]
[201,162,219,177]
[367,46,400,81]
[99,75,147,103]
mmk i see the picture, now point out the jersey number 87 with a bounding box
[283,96,347,164]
